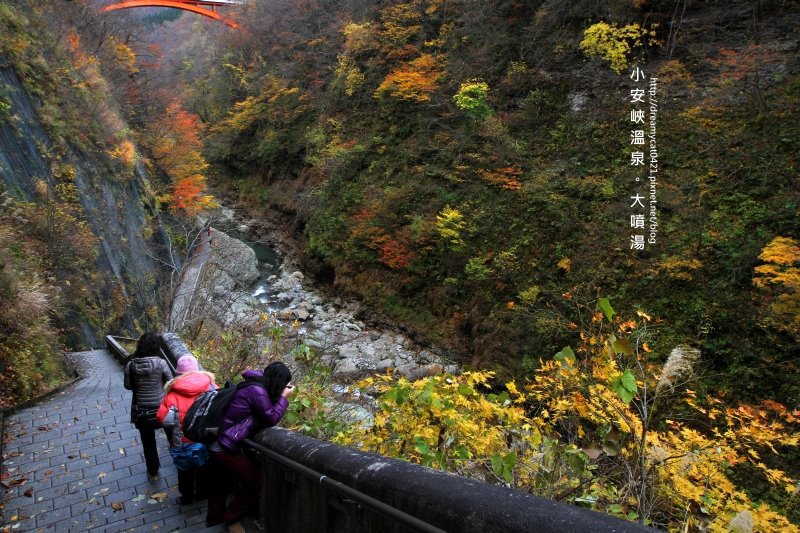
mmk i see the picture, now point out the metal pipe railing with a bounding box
[105,334,177,375]
[242,438,447,533]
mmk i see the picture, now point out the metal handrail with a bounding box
[105,334,176,375]
[242,438,447,533]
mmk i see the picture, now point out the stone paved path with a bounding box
[0,349,229,532]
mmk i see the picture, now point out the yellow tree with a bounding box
[579,22,657,74]
[523,300,798,530]
[753,236,800,338]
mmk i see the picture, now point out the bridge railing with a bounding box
[247,427,653,533]
[105,333,183,375]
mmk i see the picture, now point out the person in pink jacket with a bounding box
[157,355,217,505]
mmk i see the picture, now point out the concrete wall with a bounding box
[251,427,652,533]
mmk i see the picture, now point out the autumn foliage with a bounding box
[375,54,444,102]
[339,302,799,531]
[754,236,800,338]
[148,101,215,216]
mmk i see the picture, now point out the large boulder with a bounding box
[205,228,260,289]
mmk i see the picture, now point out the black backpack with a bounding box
[182,379,264,444]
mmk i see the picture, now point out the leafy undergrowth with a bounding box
[332,301,799,531]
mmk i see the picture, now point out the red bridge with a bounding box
[100,0,244,28]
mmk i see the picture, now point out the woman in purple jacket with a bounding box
[206,362,294,532]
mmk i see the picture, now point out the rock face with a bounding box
[189,227,262,328]
[0,67,167,347]
[205,228,260,289]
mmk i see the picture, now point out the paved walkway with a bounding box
[169,227,212,332]
[0,349,229,532]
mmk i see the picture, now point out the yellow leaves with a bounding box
[343,22,378,53]
[579,22,657,74]
[753,236,800,337]
[379,2,423,49]
[757,236,800,268]
[335,54,365,96]
[659,256,703,281]
[435,206,466,249]
[557,257,571,272]
[505,381,520,398]
[109,37,138,75]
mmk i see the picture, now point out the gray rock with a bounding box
[337,344,361,360]
[377,358,394,372]
[333,359,359,378]
[395,362,418,378]
[208,228,259,287]
[208,269,236,296]
[305,337,324,349]
[293,308,310,321]
[406,364,444,381]
[298,300,316,312]
[360,343,376,358]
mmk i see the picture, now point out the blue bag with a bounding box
[169,442,209,471]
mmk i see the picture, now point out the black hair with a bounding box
[134,332,161,358]
[263,362,292,403]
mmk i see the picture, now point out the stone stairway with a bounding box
[0,349,227,532]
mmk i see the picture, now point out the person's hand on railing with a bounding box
[281,383,295,398]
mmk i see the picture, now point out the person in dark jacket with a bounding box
[124,332,174,480]
[206,362,293,533]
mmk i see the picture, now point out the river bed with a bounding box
[206,206,459,383]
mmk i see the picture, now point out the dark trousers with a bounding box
[207,450,262,525]
[178,463,210,500]
[138,426,173,475]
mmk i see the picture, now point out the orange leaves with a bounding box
[107,139,136,168]
[147,100,214,216]
[757,236,800,267]
[479,166,523,190]
[151,101,206,179]
[171,175,215,217]
[375,54,444,102]
[374,235,414,269]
